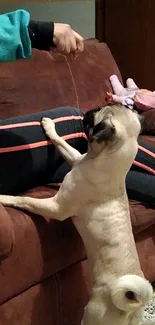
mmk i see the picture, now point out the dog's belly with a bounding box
[73,197,142,279]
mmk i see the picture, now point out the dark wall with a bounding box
[96,0,155,90]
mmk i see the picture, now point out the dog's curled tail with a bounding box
[110,275,153,312]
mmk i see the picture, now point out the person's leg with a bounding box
[132,140,155,175]
[126,140,155,206]
[0,107,88,194]
[126,170,155,206]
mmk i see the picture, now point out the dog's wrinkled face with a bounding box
[83,104,143,146]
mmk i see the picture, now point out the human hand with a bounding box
[53,23,84,56]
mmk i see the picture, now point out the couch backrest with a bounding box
[0,39,122,119]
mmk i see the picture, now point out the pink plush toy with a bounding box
[107,75,155,112]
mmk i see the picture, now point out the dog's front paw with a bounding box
[41,117,58,140]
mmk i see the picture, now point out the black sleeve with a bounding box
[28,20,55,51]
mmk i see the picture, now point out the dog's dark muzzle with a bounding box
[83,108,116,143]
[90,119,115,143]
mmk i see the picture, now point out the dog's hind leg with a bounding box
[42,117,82,167]
[0,193,73,221]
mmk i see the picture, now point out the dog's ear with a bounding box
[83,107,102,141]
[92,117,115,142]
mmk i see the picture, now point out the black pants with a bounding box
[126,140,155,206]
[0,106,154,206]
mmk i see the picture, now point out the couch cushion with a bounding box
[0,38,154,302]
[130,200,155,234]
[0,39,122,119]
[0,260,89,325]
[0,40,122,303]
[0,186,86,306]
[1,176,154,306]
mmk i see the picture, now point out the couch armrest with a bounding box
[142,108,155,135]
[0,204,14,260]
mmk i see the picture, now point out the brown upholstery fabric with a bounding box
[0,39,154,325]
[0,40,122,118]
[0,205,14,259]
[0,261,90,325]
[135,226,155,283]
[0,210,86,305]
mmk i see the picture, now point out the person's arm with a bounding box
[0,9,56,62]
[0,9,84,62]
[28,20,55,51]
[0,9,31,62]
[29,21,84,55]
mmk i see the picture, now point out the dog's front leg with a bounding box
[42,117,82,167]
[0,193,73,221]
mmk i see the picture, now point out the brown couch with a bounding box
[0,39,154,325]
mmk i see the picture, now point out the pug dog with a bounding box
[0,105,152,325]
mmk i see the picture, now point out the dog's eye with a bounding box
[125,291,136,301]
[92,120,115,142]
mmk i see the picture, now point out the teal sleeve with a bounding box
[0,9,31,62]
